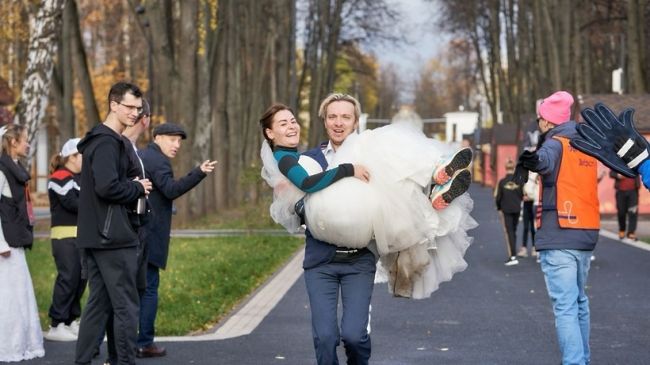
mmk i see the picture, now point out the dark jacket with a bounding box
[301,143,339,269]
[0,154,33,248]
[76,124,145,249]
[495,173,523,214]
[139,142,206,269]
[48,168,79,227]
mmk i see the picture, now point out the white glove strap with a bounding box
[628,149,649,169]
[616,138,634,157]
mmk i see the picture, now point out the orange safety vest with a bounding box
[536,136,600,230]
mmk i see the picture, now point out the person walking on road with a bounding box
[299,94,376,365]
[609,171,641,240]
[494,159,523,266]
[74,82,152,365]
[136,123,216,358]
[516,90,599,365]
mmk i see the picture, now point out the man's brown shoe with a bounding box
[136,344,167,358]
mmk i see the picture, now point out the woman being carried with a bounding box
[260,101,476,298]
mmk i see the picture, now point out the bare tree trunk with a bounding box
[573,6,584,95]
[146,0,176,122]
[14,0,66,164]
[68,0,99,127]
[540,0,561,89]
[558,0,571,85]
[533,0,549,93]
[627,0,646,93]
[58,0,75,141]
[307,0,345,147]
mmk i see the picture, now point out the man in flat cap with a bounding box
[135,122,216,358]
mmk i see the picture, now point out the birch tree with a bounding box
[13,0,66,161]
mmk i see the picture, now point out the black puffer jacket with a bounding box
[495,173,523,214]
[76,124,145,249]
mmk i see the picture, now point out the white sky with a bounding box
[368,0,449,101]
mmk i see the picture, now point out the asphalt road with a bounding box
[25,184,650,364]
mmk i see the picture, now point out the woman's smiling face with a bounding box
[266,109,300,148]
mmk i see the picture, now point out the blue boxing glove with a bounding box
[571,102,650,178]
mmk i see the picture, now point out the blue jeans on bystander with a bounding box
[539,249,592,365]
[137,264,160,348]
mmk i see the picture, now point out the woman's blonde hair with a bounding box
[1,124,26,156]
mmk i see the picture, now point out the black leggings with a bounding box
[502,212,520,257]
[521,201,535,248]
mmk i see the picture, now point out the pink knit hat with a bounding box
[538,91,574,125]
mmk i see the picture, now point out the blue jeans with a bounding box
[304,251,376,365]
[137,264,160,348]
[539,249,592,365]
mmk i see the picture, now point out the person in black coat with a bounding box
[494,159,524,266]
[74,82,152,365]
[136,123,216,358]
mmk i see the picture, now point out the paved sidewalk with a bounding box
[25,185,650,364]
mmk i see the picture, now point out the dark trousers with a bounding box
[103,238,148,365]
[49,237,86,326]
[521,202,536,248]
[75,247,139,365]
[502,212,520,257]
[304,251,376,365]
[137,263,160,348]
[616,190,639,234]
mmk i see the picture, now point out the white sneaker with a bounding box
[66,320,80,337]
[504,256,519,266]
[44,323,77,342]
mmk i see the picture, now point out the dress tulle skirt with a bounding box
[261,120,477,299]
[0,247,45,362]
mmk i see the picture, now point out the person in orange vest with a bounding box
[517,91,599,365]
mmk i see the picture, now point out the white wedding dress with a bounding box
[0,248,45,362]
[261,110,477,299]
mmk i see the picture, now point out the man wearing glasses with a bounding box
[74,82,152,365]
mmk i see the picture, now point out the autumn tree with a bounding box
[298,0,400,146]
[437,0,649,130]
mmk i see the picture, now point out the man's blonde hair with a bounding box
[318,93,361,121]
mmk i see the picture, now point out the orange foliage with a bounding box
[72,60,149,135]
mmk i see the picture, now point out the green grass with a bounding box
[172,198,281,230]
[26,236,302,335]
